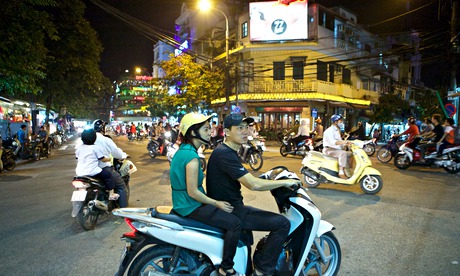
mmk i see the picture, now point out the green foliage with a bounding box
[0,0,57,96]
[155,54,225,113]
[368,93,410,124]
[0,0,108,121]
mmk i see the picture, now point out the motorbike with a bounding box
[376,135,401,163]
[238,136,264,171]
[1,148,17,171]
[306,136,324,152]
[70,158,137,231]
[300,140,383,194]
[346,134,376,156]
[112,167,341,276]
[49,132,62,149]
[147,133,170,159]
[280,133,310,157]
[166,143,207,172]
[252,135,267,154]
[393,137,460,173]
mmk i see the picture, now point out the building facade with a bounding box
[174,1,424,131]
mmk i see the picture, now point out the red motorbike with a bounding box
[394,137,460,173]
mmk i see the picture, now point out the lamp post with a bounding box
[198,0,230,113]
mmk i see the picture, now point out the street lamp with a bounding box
[198,0,230,112]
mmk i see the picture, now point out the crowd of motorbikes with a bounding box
[1,129,70,172]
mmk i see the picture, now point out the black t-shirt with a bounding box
[206,143,249,206]
[432,124,444,142]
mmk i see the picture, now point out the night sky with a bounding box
[83,0,452,87]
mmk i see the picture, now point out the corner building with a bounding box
[175,1,418,131]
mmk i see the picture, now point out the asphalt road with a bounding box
[0,135,459,275]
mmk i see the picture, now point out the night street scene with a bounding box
[1,0,460,275]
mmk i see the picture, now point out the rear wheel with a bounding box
[34,147,41,161]
[280,145,288,157]
[359,175,383,194]
[249,151,263,171]
[76,200,99,231]
[443,166,460,174]
[302,168,321,188]
[394,154,411,170]
[376,147,392,163]
[128,245,201,276]
[303,231,341,276]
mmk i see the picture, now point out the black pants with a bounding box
[95,169,115,190]
[102,167,128,207]
[188,204,241,270]
[232,204,290,274]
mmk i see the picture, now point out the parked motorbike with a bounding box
[280,133,310,157]
[112,167,341,276]
[376,135,401,163]
[49,132,62,149]
[300,140,383,194]
[2,138,21,158]
[252,135,267,153]
[1,148,16,171]
[166,143,207,172]
[238,136,264,170]
[70,158,137,231]
[24,137,50,161]
[394,137,460,173]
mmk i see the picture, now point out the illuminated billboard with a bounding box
[249,0,308,42]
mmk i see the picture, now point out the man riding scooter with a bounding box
[322,114,352,179]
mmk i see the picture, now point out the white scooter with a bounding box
[112,167,341,276]
[301,140,383,194]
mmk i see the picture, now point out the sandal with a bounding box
[218,268,237,276]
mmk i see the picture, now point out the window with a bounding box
[293,61,304,80]
[317,60,327,81]
[273,62,285,80]
[241,22,248,38]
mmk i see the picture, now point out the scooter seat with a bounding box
[152,206,224,235]
[74,175,102,183]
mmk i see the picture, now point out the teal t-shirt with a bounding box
[170,143,205,216]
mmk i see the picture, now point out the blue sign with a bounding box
[311,108,318,118]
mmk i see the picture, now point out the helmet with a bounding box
[331,114,342,123]
[408,116,416,124]
[92,119,105,132]
[81,128,97,145]
[179,113,212,136]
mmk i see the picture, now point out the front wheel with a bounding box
[128,245,201,275]
[4,157,16,171]
[303,231,341,276]
[76,200,100,231]
[359,175,383,194]
[376,147,392,163]
[249,151,263,171]
[279,145,288,157]
[363,143,376,156]
[394,154,411,170]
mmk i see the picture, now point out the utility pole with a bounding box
[450,0,459,123]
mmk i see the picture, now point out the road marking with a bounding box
[59,146,68,150]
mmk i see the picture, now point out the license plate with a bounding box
[71,190,87,202]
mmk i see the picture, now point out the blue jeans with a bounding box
[102,167,128,207]
[232,204,290,275]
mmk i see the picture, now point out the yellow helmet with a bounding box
[179,113,212,136]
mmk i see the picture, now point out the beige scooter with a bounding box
[300,140,383,194]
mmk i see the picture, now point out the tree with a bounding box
[0,0,57,96]
[369,93,410,125]
[40,0,107,123]
[155,54,225,113]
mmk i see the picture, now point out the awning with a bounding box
[329,101,353,108]
[350,104,370,110]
